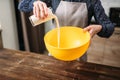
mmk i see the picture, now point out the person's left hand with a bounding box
[83,25,102,38]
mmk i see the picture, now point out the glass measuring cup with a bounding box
[29,8,54,26]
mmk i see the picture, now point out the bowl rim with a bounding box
[44,26,91,50]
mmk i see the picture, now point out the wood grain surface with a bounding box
[0,48,120,80]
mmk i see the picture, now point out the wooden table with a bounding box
[0,48,120,80]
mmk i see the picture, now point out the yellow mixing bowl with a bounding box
[44,26,90,61]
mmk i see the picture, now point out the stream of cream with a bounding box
[51,14,60,48]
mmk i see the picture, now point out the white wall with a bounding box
[0,0,19,50]
[101,0,120,16]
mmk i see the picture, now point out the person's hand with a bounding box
[33,1,48,19]
[83,25,102,38]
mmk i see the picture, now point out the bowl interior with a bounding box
[45,26,90,49]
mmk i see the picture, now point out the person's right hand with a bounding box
[33,1,48,19]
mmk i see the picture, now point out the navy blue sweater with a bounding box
[18,0,115,38]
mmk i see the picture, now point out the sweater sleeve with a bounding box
[18,0,35,12]
[18,0,52,12]
[92,0,115,38]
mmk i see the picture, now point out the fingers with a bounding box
[33,1,48,19]
[33,2,40,18]
[83,26,95,38]
[42,3,48,17]
[89,29,94,38]
[83,26,91,32]
[39,2,48,19]
[83,25,102,38]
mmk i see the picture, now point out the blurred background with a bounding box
[0,0,120,67]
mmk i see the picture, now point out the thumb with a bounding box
[84,27,93,38]
[83,26,90,32]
